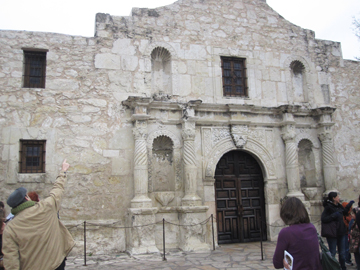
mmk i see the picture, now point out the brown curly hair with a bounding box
[27,191,39,202]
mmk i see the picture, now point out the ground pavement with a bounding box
[66,241,278,270]
[66,241,359,269]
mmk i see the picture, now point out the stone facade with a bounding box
[0,0,359,255]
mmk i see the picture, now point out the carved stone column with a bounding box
[178,101,210,252]
[131,120,152,208]
[319,132,338,195]
[181,120,201,206]
[126,208,158,255]
[282,125,304,199]
[122,97,158,255]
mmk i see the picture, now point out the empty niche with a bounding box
[298,139,316,188]
[152,135,175,192]
[151,47,172,95]
[290,60,307,102]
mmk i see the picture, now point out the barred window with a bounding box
[221,57,248,97]
[23,50,47,88]
[19,140,46,173]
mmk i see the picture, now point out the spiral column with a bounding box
[282,125,304,199]
[131,120,152,208]
[319,132,338,195]
[181,120,201,206]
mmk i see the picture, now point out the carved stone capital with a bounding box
[182,128,195,140]
[281,130,296,142]
[318,132,333,143]
[133,127,148,140]
[281,124,296,142]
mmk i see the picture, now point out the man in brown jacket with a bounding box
[3,159,74,270]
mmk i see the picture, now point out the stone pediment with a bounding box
[95,0,308,43]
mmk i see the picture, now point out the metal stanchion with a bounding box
[211,214,215,250]
[260,217,264,261]
[163,218,167,261]
[84,221,87,266]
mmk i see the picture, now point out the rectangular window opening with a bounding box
[23,50,47,88]
[19,140,46,173]
[221,57,248,97]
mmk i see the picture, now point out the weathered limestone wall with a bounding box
[0,0,359,254]
[94,0,329,107]
[0,30,133,254]
[332,60,360,200]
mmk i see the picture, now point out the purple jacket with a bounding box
[273,223,322,270]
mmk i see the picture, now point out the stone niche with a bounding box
[298,138,323,202]
[149,135,178,208]
[151,47,172,95]
[152,135,175,192]
[290,60,307,103]
[299,139,316,188]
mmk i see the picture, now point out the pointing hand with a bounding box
[62,159,70,172]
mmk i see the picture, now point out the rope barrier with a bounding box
[66,211,334,266]
[83,220,163,229]
[164,217,211,227]
[74,215,215,266]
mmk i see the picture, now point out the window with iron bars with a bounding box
[23,50,47,88]
[221,57,248,97]
[19,140,46,173]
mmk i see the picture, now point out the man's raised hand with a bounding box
[62,159,70,172]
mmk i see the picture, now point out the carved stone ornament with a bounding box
[230,125,248,148]
[232,134,247,148]
[155,192,175,207]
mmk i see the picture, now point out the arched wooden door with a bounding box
[215,150,267,244]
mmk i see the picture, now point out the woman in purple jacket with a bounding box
[273,197,322,270]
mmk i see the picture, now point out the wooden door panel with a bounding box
[215,151,267,244]
[215,175,239,243]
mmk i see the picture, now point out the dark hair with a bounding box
[280,197,310,225]
[0,201,4,208]
[358,195,360,208]
[0,208,5,226]
[328,192,338,201]
[323,192,338,207]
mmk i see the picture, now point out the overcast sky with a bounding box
[0,0,359,60]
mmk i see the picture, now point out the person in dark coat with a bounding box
[321,192,354,270]
[0,206,5,270]
[352,210,360,270]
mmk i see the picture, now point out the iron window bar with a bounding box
[19,140,46,173]
[23,51,47,88]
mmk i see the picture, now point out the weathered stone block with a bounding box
[112,39,136,55]
[94,53,121,69]
[112,157,131,176]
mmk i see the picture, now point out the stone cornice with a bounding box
[122,96,336,127]
[122,96,152,109]
[131,114,151,121]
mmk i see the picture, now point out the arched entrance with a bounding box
[215,150,267,244]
